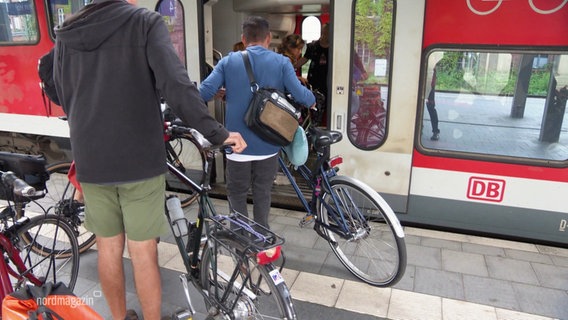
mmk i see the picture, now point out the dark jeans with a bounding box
[226,155,279,229]
[426,90,439,134]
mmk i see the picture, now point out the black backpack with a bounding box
[38,48,60,114]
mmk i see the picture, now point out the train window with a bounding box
[348,0,394,149]
[156,0,186,66]
[0,0,39,43]
[421,49,568,163]
[45,0,88,40]
[302,16,320,43]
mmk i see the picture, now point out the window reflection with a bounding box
[348,0,393,149]
[0,0,38,43]
[45,0,89,40]
[421,50,568,162]
[157,0,186,66]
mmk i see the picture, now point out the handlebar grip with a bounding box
[1,171,36,197]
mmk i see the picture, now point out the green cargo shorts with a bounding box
[81,174,169,241]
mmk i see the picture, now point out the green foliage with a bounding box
[24,16,38,41]
[439,70,550,96]
[437,55,551,97]
[527,69,552,96]
[354,0,392,58]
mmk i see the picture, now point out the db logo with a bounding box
[467,177,505,202]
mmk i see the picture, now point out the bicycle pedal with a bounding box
[299,215,315,227]
[170,308,192,320]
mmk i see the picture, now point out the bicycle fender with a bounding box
[329,175,405,238]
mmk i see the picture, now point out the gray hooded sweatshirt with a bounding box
[53,0,228,184]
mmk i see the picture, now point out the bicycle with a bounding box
[0,168,80,312]
[163,122,296,320]
[25,162,96,254]
[279,125,406,287]
[164,106,207,207]
[23,112,207,254]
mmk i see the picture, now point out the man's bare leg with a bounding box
[128,238,162,320]
[97,234,127,320]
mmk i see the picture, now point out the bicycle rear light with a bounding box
[329,156,343,168]
[163,122,171,141]
[256,245,281,265]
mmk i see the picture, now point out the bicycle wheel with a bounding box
[166,135,206,207]
[13,214,80,291]
[200,232,296,319]
[318,175,406,287]
[25,162,96,254]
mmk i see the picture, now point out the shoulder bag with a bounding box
[241,51,300,146]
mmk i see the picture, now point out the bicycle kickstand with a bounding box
[173,274,196,320]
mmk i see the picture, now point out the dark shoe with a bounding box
[430,133,439,141]
[124,309,139,320]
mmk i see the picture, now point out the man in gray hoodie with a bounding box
[53,0,246,318]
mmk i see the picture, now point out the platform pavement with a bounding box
[73,198,568,320]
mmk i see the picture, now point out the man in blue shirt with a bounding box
[200,16,315,228]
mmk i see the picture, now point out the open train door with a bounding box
[329,0,424,214]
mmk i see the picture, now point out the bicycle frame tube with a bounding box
[0,235,13,303]
[167,162,203,193]
[286,149,366,239]
[277,157,312,213]
[320,172,353,232]
[278,153,353,236]
[0,232,43,303]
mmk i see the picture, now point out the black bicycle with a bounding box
[23,111,208,254]
[280,126,407,286]
[164,122,296,320]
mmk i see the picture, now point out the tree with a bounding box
[354,0,392,60]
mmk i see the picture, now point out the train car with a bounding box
[1,0,567,246]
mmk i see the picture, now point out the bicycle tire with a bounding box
[24,162,96,254]
[200,232,296,319]
[14,214,80,291]
[166,135,206,208]
[318,175,406,287]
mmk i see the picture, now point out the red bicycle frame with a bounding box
[0,228,42,305]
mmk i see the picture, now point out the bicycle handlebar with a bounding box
[165,120,233,154]
[0,171,36,197]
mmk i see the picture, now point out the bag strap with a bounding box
[40,88,52,118]
[241,51,259,92]
[26,283,65,320]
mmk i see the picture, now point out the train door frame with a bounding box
[330,0,425,214]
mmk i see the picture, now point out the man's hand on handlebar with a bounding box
[224,132,247,153]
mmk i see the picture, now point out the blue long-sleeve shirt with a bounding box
[200,45,315,156]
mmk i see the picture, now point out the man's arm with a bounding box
[145,13,229,145]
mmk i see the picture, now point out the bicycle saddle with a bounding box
[309,127,343,150]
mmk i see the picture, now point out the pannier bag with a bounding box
[241,51,300,146]
[2,282,103,320]
[0,152,49,201]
